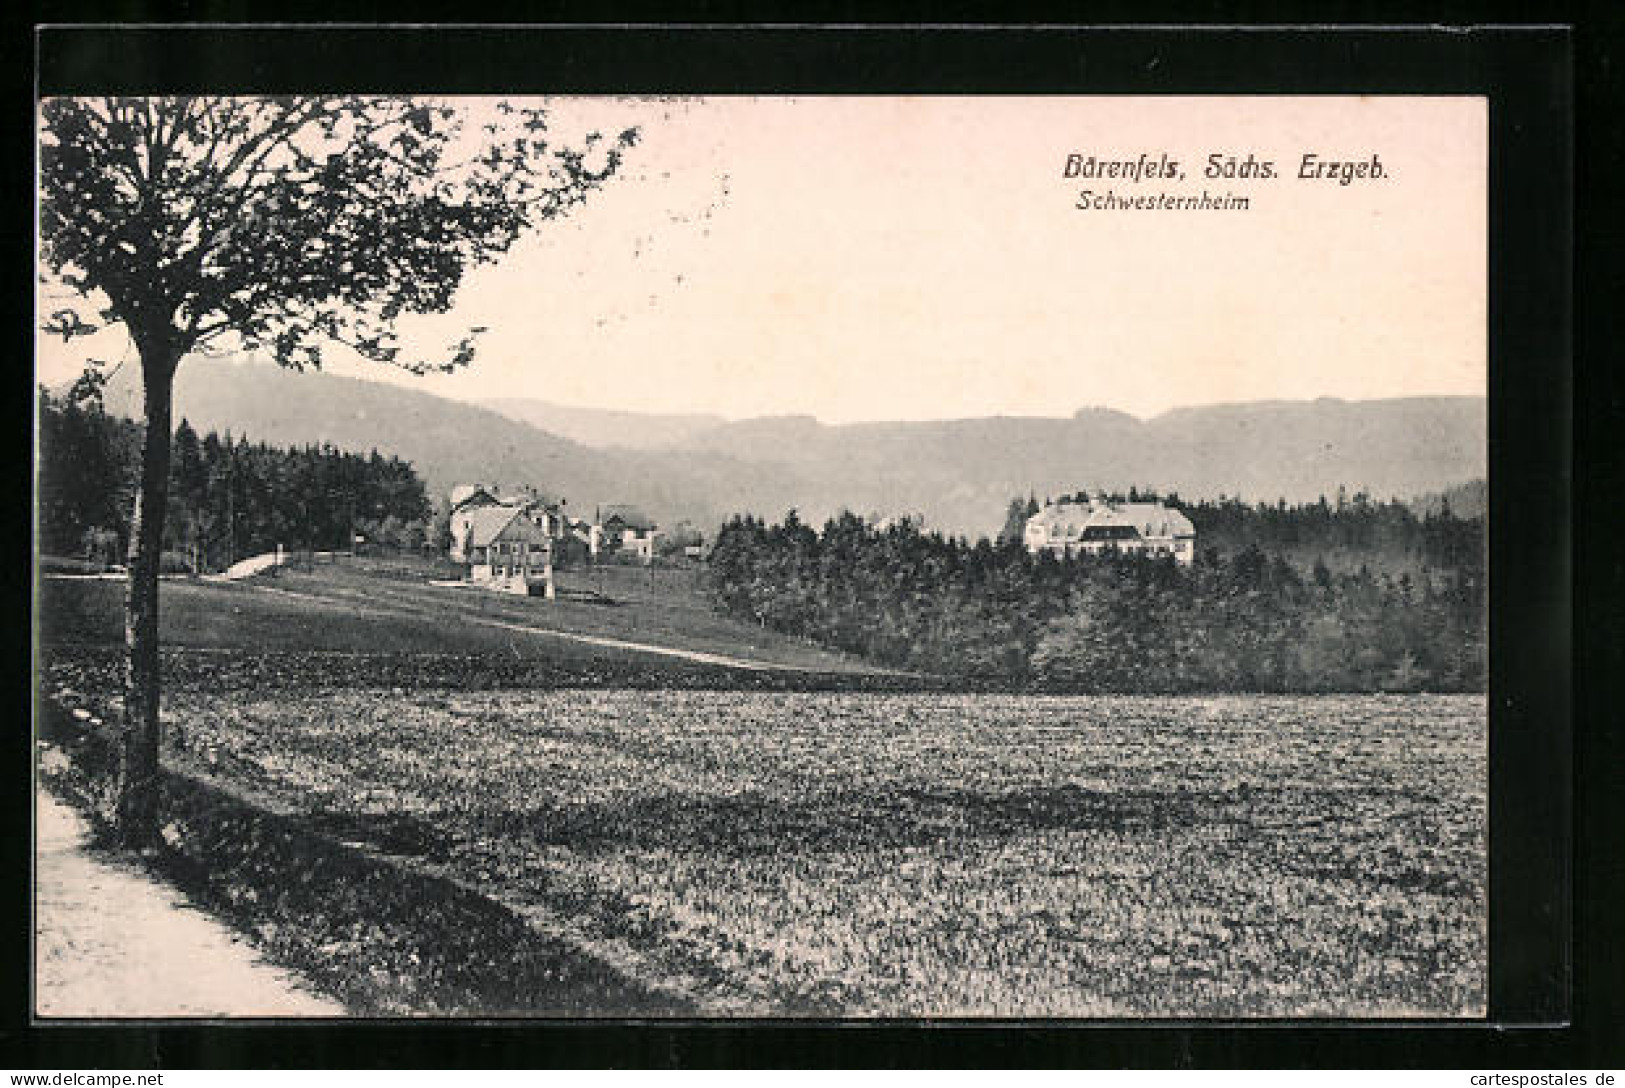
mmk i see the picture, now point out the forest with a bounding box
[998,487,1484,573]
[37,388,432,572]
[38,386,1487,692]
[709,499,1485,694]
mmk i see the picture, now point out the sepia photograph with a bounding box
[34,89,1491,1021]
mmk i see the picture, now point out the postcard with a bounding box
[35,88,1493,1021]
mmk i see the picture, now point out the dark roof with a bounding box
[601,505,656,531]
[1103,502,1196,538]
[462,506,549,548]
[499,491,563,511]
[1029,500,1194,541]
[450,484,500,511]
[1080,524,1142,541]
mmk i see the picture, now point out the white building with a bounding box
[599,505,659,563]
[1024,496,1196,564]
[448,485,558,596]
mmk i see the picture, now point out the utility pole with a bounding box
[226,460,236,568]
[592,504,602,596]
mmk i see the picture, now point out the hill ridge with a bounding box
[81,355,1485,539]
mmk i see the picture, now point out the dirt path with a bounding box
[34,791,345,1018]
[250,580,845,674]
[209,551,290,581]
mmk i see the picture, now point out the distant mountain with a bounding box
[1144,397,1484,504]
[88,355,1485,539]
[670,397,1485,536]
[91,356,808,529]
[480,397,726,451]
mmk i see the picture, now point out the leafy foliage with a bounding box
[38,96,638,841]
[39,97,637,372]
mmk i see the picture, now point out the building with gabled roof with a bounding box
[449,483,501,512]
[448,484,558,596]
[599,504,659,562]
[1024,495,1196,564]
[600,504,656,532]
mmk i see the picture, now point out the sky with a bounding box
[37,95,1486,424]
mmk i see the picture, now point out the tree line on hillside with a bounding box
[710,506,1485,693]
[38,388,431,571]
[999,487,1484,576]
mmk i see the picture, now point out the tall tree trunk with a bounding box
[116,349,177,847]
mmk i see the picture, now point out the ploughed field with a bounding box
[153,688,1484,1017]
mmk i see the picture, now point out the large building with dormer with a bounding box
[1024,496,1196,564]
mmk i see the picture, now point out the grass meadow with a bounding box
[37,558,871,672]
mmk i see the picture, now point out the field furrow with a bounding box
[150,687,1484,1017]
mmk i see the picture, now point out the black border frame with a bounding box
[12,18,1596,1069]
